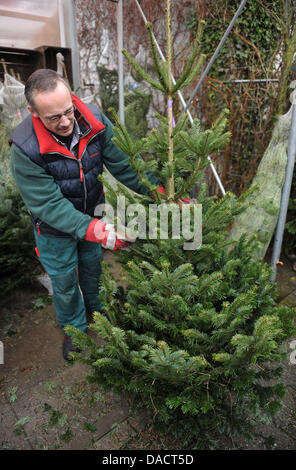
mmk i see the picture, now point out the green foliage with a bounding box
[0,124,36,298]
[13,416,30,435]
[97,64,152,141]
[124,89,152,141]
[31,295,53,311]
[97,65,119,123]
[122,19,204,98]
[285,221,296,255]
[187,0,285,195]
[283,176,296,256]
[68,3,296,448]
[107,106,230,202]
[188,0,282,71]
[69,225,296,447]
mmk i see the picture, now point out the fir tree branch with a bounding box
[202,192,232,226]
[172,18,205,93]
[175,155,202,200]
[175,54,206,92]
[146,22,169,92]
[166,0,175,202]
[172,113,189,137]
[108,108,135,155]
[122,49,166,93]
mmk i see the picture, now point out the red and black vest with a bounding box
[10,95,105,237]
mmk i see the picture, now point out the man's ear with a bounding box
[27,105,39,118]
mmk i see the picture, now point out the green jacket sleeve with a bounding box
[101,113,159,195]
[10,143,92,239]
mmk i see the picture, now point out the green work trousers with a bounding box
[34,230,103,332]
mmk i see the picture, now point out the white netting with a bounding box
[0,73,28,130]
[228,97,293,259]
[290,87,296,105]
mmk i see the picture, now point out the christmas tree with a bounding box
[0,124,35,297]
[68,1,296,448]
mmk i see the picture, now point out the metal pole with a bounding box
[270,99,296,282]
[230,79,279,83]
[184,0,248,113]
[58,0,66,48]
[117,0,125,123]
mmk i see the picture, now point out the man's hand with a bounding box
[85,219,130,251]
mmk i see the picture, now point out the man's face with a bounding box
[28,81,75,137]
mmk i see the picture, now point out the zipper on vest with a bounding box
[47,152,88,213]
[78,159,87,212]
[46,128,104,214]
[79,131,104,213]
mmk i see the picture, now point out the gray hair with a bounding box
[25,69,71,109]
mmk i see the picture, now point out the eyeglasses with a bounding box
[43,105,75,123]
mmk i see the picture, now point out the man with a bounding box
[10,68,159,361]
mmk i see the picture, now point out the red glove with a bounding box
[85,219,128,251]
[152,186,166,199]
